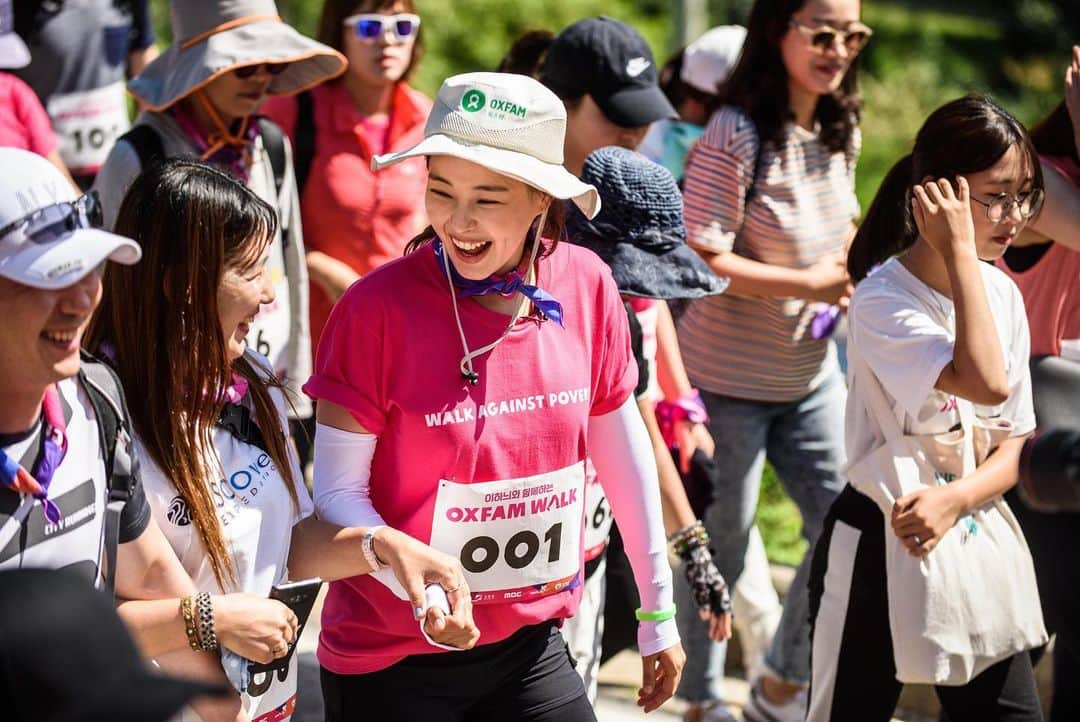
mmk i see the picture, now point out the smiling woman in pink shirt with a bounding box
[264,0,431,348]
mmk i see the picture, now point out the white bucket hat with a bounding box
[372,72,601,219]
[681,25,747,95]
[0,149,141,290]
[129,0,346,111]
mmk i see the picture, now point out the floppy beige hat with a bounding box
[129,0,346,111]
[373,72,601,219]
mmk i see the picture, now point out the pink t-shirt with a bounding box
[304,240,637,674]
[0,72,57,156]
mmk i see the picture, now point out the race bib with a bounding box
[47,81,131,175]
[582,466,612,561]
[247,236,291,377]
[430,462,585,604]
[245,652,297,722]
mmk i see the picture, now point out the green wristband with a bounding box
[635,606,677,622]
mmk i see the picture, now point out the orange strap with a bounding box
[193,91,251,160]
[180,14,281,50]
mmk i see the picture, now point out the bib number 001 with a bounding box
[461,522,563,573]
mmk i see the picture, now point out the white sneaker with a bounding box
[683,701,739,722]
[742,683,808,722]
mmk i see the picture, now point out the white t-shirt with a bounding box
[137,353,313,721]
[0,375,150,584]
[846,258,1035,467]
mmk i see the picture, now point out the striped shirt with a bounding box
[678,106,859,402]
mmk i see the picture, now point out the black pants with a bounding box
[807,485,1043,722]
[320,621,595,722]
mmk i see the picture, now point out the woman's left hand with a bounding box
[638,643,685,713]
[891,486,964,556]
[674,420,715,474]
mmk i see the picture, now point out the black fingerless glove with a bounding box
[670,522,733,617]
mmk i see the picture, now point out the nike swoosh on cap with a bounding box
[625,57,651,77]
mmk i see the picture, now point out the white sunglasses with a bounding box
[344,13,421,41]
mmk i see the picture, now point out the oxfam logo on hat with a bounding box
[462,89,486,112]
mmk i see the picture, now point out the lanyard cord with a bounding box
[443,207,549,385]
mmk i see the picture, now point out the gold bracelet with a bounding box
[181,594,200,651]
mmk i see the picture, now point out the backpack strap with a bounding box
[217,402,271,455]
[256,117,290,247]
[292,90,316,196]
[117,124,166,171]
[78,351,136,598]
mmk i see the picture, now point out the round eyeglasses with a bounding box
[344,13,421,41]
[970,189,1045,224]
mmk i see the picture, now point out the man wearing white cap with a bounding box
[0,147,242,722]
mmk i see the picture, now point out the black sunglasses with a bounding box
[0,191,103,247]
[233,63,289,79]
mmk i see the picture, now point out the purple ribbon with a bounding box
[433,237,565,328]
[0,386,67,524]
[811,305,841,340]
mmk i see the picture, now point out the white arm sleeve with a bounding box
[313,423,406,599]
[587,396,680,656]
[312,423,462,650]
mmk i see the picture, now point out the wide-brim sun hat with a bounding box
[681,25,747,95]
[129,0,346,111]
[372,71,601,219]
[567,145,728,300]
[0,148,141,289]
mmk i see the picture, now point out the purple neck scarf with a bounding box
[432,237,565,328]
[0,386,67,524]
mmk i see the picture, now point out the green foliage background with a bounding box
[149,0,1077,564]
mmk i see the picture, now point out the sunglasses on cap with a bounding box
[789,19,873,54]
[0,191,103,248]
[344,13,421,41]
[233,62,290,79]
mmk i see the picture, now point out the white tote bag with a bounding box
[844,356,1047,686]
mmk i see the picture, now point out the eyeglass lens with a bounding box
[812,28,869,52]
[234,63,288,79]
[987,190,1044,222]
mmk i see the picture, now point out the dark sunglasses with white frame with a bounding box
[343,13,421,41]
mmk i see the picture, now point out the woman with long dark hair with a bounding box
[808,95,1048,721]
[674,1,869,719]
[87,158,442,721]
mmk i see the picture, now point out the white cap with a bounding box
[0,148,141,289]
[680,25,747,95]
[0,0,30,69]
[373,72,601,219]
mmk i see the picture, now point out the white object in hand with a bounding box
[425,584,451,615]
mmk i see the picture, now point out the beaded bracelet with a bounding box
[181,595,200,651]
[635,606,677,622]
[195,592,219,651]
[668,521,710,557]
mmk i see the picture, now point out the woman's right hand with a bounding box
[802,254,853,305]
[911,176,976,260]
[374,527,481,650]
[212,593,299,665]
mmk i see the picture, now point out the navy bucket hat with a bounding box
[567,146,728,299]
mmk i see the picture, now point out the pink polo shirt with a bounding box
[304,240,637,674]
[263,81,431,347]
[0,72,58,157]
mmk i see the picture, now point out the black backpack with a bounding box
[77,351,136,597]
[117,117,293,244]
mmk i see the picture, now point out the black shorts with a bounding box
[321,621,596,722]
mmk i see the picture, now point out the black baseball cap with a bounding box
[540,17,677,128]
